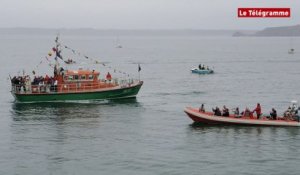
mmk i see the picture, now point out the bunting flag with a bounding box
[47,43,134,78]
[56,50,63,60]
[64,59,76,64]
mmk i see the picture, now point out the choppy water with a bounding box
[0,32,300,174]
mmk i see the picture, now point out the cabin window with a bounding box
[80,75,86,80]
[68,75,73,80]
[88,75,93,80]
[74,75,79,80]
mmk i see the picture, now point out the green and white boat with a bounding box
[10,37,143,102]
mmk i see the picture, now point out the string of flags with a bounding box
[32,41,141,77]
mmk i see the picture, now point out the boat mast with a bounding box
[54,35,60,76]
[55,35,60,67]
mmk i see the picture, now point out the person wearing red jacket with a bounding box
[106,72,112,82]
[253,103,262,119]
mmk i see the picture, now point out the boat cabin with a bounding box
[60,69,100,83]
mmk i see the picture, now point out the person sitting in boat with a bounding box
[198,64,202,70]
[199,104,205,112]
[253,103,262,119]
[234,107,240,115]
[291,103,297,114]
[291,109,299,121]
[296,107,300,122]
[212,106,221,116]
[241,107,253,118]
[222,105,229,117]
[270,108,277,120]
[284,106,293,120]
[291,106,300,122]
[283,106,297,121]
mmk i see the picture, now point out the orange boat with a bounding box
[184,107,300,127]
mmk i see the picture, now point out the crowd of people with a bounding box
[199,103,300,121]
[11,70,114,93]
[11,76,31,92]
[32,75,57,86]
[11,75,58,92]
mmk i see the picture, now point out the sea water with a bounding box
[0,31,299,175]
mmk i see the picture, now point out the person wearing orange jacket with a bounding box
[253,103,262,119]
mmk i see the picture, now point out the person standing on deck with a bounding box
[253,103,262,119]
[199,104,205,112]
[54,78,58,92]
[106,72,112,82]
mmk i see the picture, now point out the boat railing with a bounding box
[11,78,139,94]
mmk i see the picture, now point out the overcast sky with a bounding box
[1,0,299,30]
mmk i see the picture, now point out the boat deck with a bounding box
[11,80,137,95]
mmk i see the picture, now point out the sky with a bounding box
[0,0,299,30]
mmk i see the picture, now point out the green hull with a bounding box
[13,82,143,102]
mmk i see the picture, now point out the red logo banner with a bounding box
[238,8,290,18]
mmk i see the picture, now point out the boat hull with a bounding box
[12,81,143,102]
[184,107,300,127]
[191,69,214,74]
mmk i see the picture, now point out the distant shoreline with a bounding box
[0,28,253,36]
[1,25,299,37]
[233,24,300,37]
